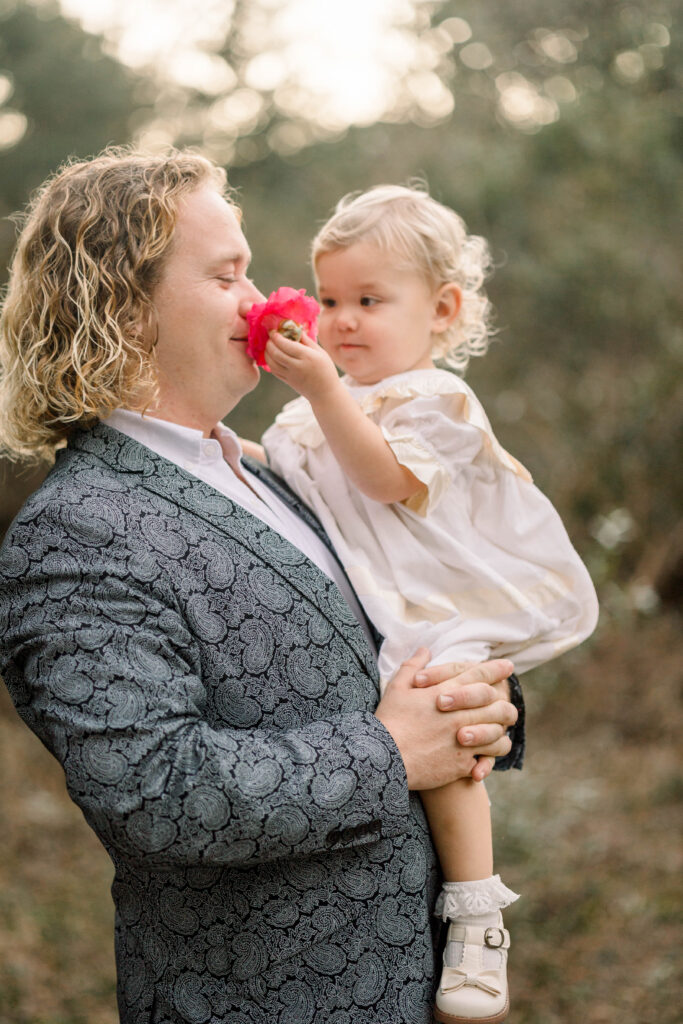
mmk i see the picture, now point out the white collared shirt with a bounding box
[102,409,376,653]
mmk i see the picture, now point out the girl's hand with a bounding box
[264,330,341,400]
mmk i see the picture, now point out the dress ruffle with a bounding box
[379,426,450,516]
[272,369,532,483]
[271,396,325,448]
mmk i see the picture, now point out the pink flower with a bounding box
[246,286,320,370]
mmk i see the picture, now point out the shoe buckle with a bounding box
[484,927,506,949]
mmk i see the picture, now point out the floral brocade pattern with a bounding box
[0,423,443,1024]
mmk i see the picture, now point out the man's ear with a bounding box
[432,284,462,334]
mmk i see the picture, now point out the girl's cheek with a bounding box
[317,322,331,343]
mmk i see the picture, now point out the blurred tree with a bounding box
[1,0,681,611]
[0,0,147,275]
[0,0,147,531]
[225,0,682,605]
[136,0,459,165]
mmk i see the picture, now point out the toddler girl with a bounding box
[258,185,598,1024]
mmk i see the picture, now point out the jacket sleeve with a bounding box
[0,514,411,872]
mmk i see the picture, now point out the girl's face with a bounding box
[315,242,458,386]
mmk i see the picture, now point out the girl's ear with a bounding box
[431,283,462,334]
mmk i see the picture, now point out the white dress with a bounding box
[262,368,599,689]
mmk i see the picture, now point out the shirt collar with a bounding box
[102,409,244,470]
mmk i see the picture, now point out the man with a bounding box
[0,148,521,1023]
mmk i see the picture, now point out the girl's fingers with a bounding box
[270,329,314,352]
[270,330,299,351]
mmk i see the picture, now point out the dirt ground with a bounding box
[0,609,681,1024]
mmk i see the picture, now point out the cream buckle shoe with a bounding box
[434,921,510,1024]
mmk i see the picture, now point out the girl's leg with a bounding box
[420,775,493,882]
[421,778,518,1024]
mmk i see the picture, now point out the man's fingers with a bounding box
[457,722,509,748]
[466,733,512,761]
[412,660,476,687]
[453,659,515,687]
[385,648,431,690]
[414,658,514,689]
[435,682,518,720]
[436,694,517,733]
[471,756,496,783]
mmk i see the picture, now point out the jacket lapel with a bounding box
[244,457,385,658]
[242,457,332,549]
[69,423,379,679]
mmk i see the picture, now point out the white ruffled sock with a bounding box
[435,874,519,922]
[436,875,520,971]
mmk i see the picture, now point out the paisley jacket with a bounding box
[0,422,447,1024]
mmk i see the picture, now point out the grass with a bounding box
[0,608,681,1023]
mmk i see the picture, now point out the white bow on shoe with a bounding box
[440,964,504,998]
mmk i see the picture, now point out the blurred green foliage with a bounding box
[0,0,147,252]
[0,0,150,530]
[229,0,683,607]
[0,0,681,608]
[0,4,681,1021]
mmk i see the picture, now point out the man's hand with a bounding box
[412,659,513,781]
[374,650,517,790]
[413,660,512,705]
[264,330,341,400]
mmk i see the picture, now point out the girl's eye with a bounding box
[360,296,378,307]
[218,277,237,284]
[321,298,336,308]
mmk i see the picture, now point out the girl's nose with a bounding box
[335,308,358,332]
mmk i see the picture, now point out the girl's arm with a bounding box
[239,438,267,462]
[265,331,425,504]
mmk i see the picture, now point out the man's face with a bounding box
[150,184,264,434]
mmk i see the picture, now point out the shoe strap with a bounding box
[447,923,511,950]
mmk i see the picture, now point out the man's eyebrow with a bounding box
[210,249,252,269]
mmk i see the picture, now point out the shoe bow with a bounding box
[440,965,503,998]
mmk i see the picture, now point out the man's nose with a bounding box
[239,279,265,313]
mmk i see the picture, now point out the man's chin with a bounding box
[231,363,261,401]
[245,361,261,387]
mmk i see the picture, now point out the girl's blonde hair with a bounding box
[0,145,231,462]
[311,183,493,372]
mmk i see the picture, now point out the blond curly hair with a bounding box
[0,146,231,461]
[311,183,494,373]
